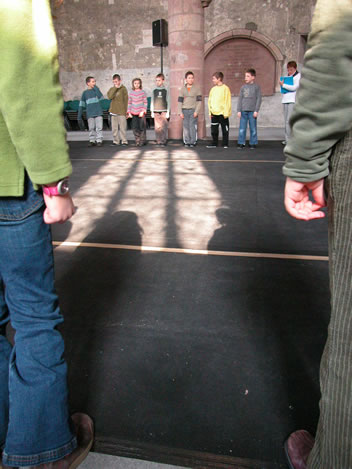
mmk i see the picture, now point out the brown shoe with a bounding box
[284,430,315,469]
[33,413,94,469]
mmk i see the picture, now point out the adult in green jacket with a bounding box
[0,0,93,467]
[283,1,352,468]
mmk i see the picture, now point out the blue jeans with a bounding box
[238,111,258,145]
[0,179,76,466]
[182,109,197,145]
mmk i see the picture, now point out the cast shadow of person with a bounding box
[207,205,328,458]
[56,210,144,412]
[208,206,257,252]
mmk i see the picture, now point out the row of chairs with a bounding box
[63,98,154,131]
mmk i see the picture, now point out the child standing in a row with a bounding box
[107,74,129,146]
[127,78,148,146]
[78,76,104,146]
[151,73,170,147]
[178,71,202,147]
[237,68,262,149]
[207,72,232,149]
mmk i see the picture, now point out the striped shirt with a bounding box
[128,89,148,115]
[78,86,104,120]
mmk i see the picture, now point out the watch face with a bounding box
[58,179,69,195]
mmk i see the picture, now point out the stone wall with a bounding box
[202,0,316,131]
[51,0,317,131]
[204,0,317,71]
[51,0,169,100]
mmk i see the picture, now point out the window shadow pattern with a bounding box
[52,141,329,467]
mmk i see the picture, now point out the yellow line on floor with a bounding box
[53,241,328,261]
[72,158,284,163]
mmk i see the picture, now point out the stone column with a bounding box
[168,0,207,139]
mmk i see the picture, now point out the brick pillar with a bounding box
[168,0,206,139]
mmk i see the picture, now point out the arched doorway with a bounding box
[204,31,283,96]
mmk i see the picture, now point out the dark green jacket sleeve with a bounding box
[0,0,72,196]
[283,13,352,182]
[123,86,128,113]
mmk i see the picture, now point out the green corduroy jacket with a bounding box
[283,1,352,182]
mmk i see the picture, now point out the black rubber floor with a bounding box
[53,141,330,468]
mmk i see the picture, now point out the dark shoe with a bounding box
[189,144,194,148]
[206,144,217,148]
[96,142,102,147]
[110,142,119,146]
[121,142,128,146]
[237,144,245,149]
[88,142,96,147]
[249,145,256,149]
[284,430,314,469]
[33,413,94,468]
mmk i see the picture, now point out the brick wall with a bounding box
[204,38,276,96]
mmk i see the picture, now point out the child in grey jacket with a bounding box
[237,69,262,149]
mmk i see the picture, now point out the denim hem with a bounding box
[2,436,77,466]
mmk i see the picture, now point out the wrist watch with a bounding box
[42,178,70,196]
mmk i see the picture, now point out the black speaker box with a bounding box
[152,19,168,46]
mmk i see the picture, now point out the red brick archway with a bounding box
[204,30,284,96]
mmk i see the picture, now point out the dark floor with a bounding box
[52,140,330,468]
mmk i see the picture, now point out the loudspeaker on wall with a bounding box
[152,19,168,46]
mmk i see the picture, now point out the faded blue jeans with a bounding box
[182,108,197,145]
[0,178,76,467]
[88,115,103,143]
[238,111,258,146]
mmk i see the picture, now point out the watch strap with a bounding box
[43,179,69,196]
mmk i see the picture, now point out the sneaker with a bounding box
[281,140,287,145]
[249,145,256,149]
[206,144,217,148]
[237,144,245,149]
[223,146,228,149]
[88,142,96,147]
[32,413,94,469]
[189,144,194,148]
[96,142,103,147]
